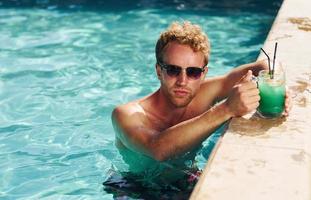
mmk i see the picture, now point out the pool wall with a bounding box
[190,0,311,199]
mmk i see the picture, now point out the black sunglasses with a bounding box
[157,62,206,80]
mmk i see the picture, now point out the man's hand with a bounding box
[225,70,260,117]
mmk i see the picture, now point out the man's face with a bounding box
[157,42,207,108]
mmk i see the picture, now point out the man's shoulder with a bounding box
[112,101,145,126]
[112,101,149,146]
[113,100,144,115]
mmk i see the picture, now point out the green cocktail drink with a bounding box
[257,70,285,118]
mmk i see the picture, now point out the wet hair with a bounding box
[155,21,210,65]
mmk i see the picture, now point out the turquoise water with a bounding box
[0,1,281,199]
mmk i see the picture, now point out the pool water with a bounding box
[0,0,281,199]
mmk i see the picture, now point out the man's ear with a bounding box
[156,64,162,80]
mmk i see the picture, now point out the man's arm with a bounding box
[112,102,233,161]
[112,71,259,161]
[197,60,266,111]
[209,59,291,116]
[212,59,268,101]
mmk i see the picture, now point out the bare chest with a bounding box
[144,105,206,132]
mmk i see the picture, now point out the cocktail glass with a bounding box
[256,63,286,118]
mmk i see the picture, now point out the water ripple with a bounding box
[0,124,32,134]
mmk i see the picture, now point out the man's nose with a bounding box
[176,70,188,85]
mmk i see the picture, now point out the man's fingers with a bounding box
[236,81,258,94]
[249,101,260,110]
[238,70,253,84]
[245,93,260,104]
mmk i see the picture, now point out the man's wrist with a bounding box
[215,101,234,121]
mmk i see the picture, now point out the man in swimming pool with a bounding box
[112,21,291,162]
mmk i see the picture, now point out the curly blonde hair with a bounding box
[155,21,210,65]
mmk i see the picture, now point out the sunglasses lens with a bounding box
[165,65,181,77]
[187,67,203,79]
[161,62,203,79]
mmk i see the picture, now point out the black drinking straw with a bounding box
[260,48,272,79]
[272,42,278,79]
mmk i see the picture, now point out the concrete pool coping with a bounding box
[190,0,311,199]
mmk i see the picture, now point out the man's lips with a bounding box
[173,89,189,97]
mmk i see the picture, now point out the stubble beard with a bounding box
[159,80,195,108]
[167,89,194,108]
